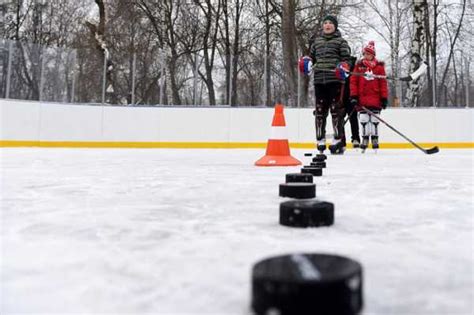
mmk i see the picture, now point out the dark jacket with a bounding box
[309,30,351,85]
[350,59,388,110]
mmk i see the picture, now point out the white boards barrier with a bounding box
[1,99,472,148]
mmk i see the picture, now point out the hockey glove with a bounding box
[350,97,362,111]
[298,56,313,75]
[381,98,388,109]
[335,62,350,80]
[350,97,358,107]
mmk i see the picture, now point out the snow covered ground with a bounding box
[1,148,473,315]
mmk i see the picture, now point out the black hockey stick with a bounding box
[343,107,356,126]
[362,106,439,155]
[311,62,428,82]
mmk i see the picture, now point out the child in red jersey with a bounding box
[349,41,388,151]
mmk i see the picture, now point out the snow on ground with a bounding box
[1,148,473,315]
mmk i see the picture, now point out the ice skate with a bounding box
[329,138,344,155]
[360,136,369,153]
[317,139,326,153]
[332,145,345,155]
[371,136,379,150]
[352,139,360,149]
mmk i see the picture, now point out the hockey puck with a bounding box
[280,199,334,227]
[313,154,327,162]
[304,153,313,157]
[251,253,363,315]
[301,167,323,176]
[279,183,316,199]
[285,173,313,183]
[311,161,326,168]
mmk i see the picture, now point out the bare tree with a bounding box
[84,0,117,103]
[281,0,298,107]
[360,0,411,107]
[438,0,467,106]
[407,0,427,107]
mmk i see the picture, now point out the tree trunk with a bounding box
[264,0,272,106]
[407,0,427,107]
[281,0,297,107]
[424,0,432,107]
[231,0,243,107]
[222,0,231,105]
[439,0,466,105]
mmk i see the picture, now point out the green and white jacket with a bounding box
[309,30,351,84]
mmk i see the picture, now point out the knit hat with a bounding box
[322,15,338,30]
[363,41,376,56]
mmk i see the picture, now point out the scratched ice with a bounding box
[1,148,472,314]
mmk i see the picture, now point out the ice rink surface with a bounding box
[1,148,473,315]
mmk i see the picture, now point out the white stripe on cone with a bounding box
[270,126,288,140]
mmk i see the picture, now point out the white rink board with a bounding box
[1,99,473,144]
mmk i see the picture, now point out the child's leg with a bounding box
[314,85,330,152]
[359,111,371,149]
[369,110,380,149]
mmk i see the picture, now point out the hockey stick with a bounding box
[311,62,428,82]
[343,107,356,126]
[361,106,439,155]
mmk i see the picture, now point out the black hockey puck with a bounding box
[304,153,313,157]
[311,161,326,168]
[251,253,363,315]
[280,199,334,227]
[313,154,327,162]
[279,183,316,199]
[285,173,313,183]
[301,167,323,176]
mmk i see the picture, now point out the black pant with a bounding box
[314,82,345,142]
[344,98,360,144]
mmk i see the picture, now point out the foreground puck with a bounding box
[304,153,313,157]
[280,199,334,227]
[251,253,363,315]
[301,167,323,176]
[313,154,327,162]
[311,161,326,168]
[285,173,313,183]
[279,183,315,199]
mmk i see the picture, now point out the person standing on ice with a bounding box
[350,41,388,151]
[307,15,351,154]
[342,56,360,149]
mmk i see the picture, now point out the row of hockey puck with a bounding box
[250,152,363,315]
[278,153,334,228]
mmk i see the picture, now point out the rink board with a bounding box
[1,99,473,148]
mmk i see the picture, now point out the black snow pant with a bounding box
[314,82,345,143]
[343,96,360,145]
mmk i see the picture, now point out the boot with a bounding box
[360,136,369,150]
[317,139,326,153]
[352,139,360,148]
[371,136,379,149]
[329,138,343,155]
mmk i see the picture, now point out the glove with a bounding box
[338,61,350,73]
[298,56,313,75]
[350,97,362,112]
[350,97,358,107]
[381,98,388,109]
[335,62,350,80]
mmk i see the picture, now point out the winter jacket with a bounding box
[350,59,388,110]
[309,30,351,84]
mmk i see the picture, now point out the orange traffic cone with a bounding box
[255,104,302,166]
